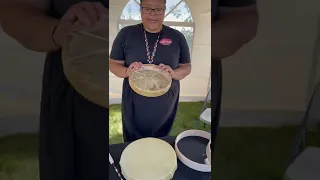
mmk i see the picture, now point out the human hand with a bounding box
[52,2,108,46]
[157,63,177,79]
[125,62,143,77]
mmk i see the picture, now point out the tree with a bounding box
[180,27,193,51]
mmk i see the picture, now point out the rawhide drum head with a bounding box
[120,138,177,180]
[61,20,109,108]
[129,64,172,97]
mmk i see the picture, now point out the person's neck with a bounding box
[144,25,163,33]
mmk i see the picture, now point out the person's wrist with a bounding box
[124,68,129,78]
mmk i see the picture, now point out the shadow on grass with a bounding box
[212,126,320,180]
[0,133,39,180]
[0,133,38,158]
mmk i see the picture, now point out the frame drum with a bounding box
[120,138,177,180]
[61,20,109,108]
[129,64,172,97]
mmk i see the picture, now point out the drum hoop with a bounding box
[175,130,211,172]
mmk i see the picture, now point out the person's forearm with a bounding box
[173,64,191,80]
[212,10,259,59]
[0,3,60,52]
[109,62,128,78]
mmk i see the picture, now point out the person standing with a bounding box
[109,0,192,142]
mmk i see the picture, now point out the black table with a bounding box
[109,136,211,180]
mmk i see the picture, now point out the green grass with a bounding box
[0,102,319,180]
[0,134,38,180]
[109,102,210,144]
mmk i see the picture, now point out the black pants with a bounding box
[211,60,222,153]
[39,53,109,180]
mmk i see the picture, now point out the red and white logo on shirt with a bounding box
[159,38,172,45]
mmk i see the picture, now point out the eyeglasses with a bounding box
[141,7,165,15]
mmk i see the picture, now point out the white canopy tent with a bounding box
[2,0,320,136]
[109,0,211,104]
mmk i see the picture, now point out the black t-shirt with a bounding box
[213,0,257,21]
[219,0,256,7]
[110,23,191,68]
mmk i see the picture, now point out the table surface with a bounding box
[109,136,211,180]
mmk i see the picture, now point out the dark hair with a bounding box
[140,0,166,5]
